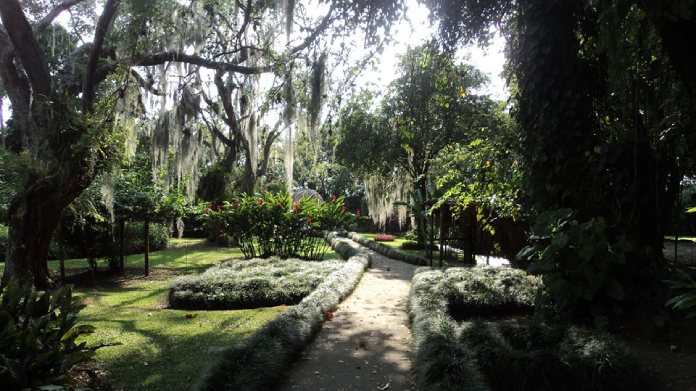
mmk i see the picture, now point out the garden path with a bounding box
[277,239,417,391]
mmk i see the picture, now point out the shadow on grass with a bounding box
[82,308,277,391]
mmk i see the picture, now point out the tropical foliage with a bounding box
[0,277,100,390]
[201,192,356,260]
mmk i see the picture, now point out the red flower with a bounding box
[292,201,298,210]
[307,217,313,224]
[356,208,361,216]
[216,204,221,212]
[258,199,263,206]
[341,205,346,213]
[332,194,337,202]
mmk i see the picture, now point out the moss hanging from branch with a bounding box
[308,51,327,162]
[364,170,411,228]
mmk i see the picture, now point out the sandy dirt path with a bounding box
[277,241,417,391]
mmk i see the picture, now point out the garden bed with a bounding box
[349,232,427,266]
[169,258,343,310]
[409,267,653,391]
[195,232,371,391]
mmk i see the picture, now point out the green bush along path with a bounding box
[278,238,418,391]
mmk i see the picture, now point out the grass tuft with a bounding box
[169,257,342,310]
[195,232,371,391]
[409,266,652,391]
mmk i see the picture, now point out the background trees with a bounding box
[336,42,498,239]
[421,0,696,323]
[0,0,405,286]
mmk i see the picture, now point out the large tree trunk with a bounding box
[3,157,95,287]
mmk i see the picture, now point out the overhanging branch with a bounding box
[132,52,273,74]
[33,0,88,34]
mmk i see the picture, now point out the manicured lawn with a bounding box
[1,236,342,390]
[51,239,281,390]
[78,279,280,391]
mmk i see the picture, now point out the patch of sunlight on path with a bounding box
[277,240,417,391]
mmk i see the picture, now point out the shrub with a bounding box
[517,209,630,327]
[196,233,371,391]
[409,267,651,391]
[665,268,696,319]
[0,224,7,262]
[350,232,427,265]
[461,321,648,391]
[374,233,396,241]
[169,258,342,310]
[0,277,98,390]
[201,192,356,260]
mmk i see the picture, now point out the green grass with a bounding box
[665,235,696,243]
[78,279,280,391]
[62,239,283,391]
[2,237,342,390]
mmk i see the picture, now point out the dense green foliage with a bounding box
[409,267,649,391]
[665,268,696,319]
[196,233,371,391]
[0,277,98,390]
[169,258,342,310]
[519,209,631,327]
[462,321,649,391]
[202,192,355,260]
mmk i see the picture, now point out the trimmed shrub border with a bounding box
[195,232,371,390]
[348,232,427,266]
[409,267,649,391]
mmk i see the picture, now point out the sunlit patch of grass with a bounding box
[78,278,279,391]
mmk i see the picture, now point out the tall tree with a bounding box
[337,43,494,239]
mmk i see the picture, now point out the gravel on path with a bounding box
[277,242,417,391]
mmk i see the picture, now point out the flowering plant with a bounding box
[200,191,356,260]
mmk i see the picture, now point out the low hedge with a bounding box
[195,232,371,391]
[349,232,427,266]
[169,258,343,310]
[409,267,651,391]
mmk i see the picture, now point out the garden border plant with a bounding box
[408,266,651,391]
[201,192,356,261]
[195,232,371,391]
[168,257,344,310]
[349,232,427,265]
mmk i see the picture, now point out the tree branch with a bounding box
[132,52,273,74]
[33,0,88,34]
[289,4,336,54]
[82,0,121,111]
[0,0,52,99]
